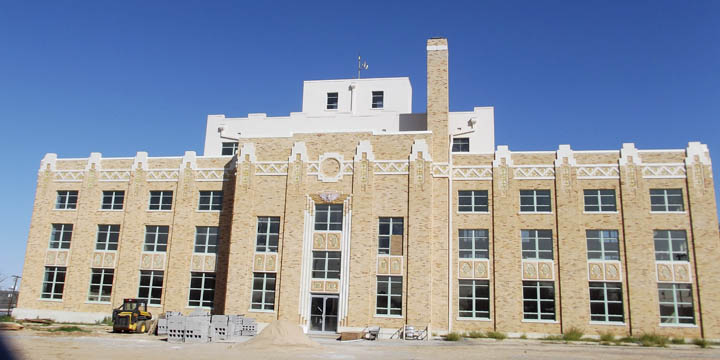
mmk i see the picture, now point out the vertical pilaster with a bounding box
[427,38,449,164]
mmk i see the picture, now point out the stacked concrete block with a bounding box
[184,316,210,343]
[166,314,186,343]
[157,318,168,336]
[241,317,257,336]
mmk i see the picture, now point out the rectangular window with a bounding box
[256,217,280,253]
[194,226,218,254]
[521,230,553,260]
[314,204,343,231]
[198,191,223,211]
[458,279,490,319]
[312,251,341,279]
[144,225,169,252]
[586,230,620,260]
[371,91,384,109]
[650,189,684,212]
[251,273,276,311]
[376,276,402,316]
[148,191,173,211]
[658,283,694,324]
[589,282,624,322]
[452,138,470,152]
[520,189,552,213]
[55,190,78,210]
[221,142,238,156]
[459,229,489,259]
[188,272,215,308]
[88,268,114,303]
[41,266,66,300]
[378,217,403,255]
[326,92,338,110]
[49,224,73,249]
[458,190,488,212]
[101,191,124,210]
[138,270,164,305]
[654,230,689,262]
[96,225,120,251]
[583,189,617,212]
[523,281,555,320]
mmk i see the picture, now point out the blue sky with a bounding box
[0,1,718,285]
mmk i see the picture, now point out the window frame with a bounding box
[326,92,339,110]
[49,224,73,249]
[458,279,490,319]
[311,251,341,280]
[650,189,684,212]
[458,190,489,213]
[101,190,125,210]
[198,190,223,211]
[138,270,164,306]
[144,225,169,252]
[521,230,553,260]
[658,283,695,325]
[583,189,617,212]
[452,137,470,152]
[88,268,114,303]
[314,204,343,231]
[41,266,66,300]
[585,230,620,261]
[96,224,120,251]
[194,226,218,254]
[148,190,173,211]
[589,281,624,323]
[375,275,402,317]
[188,272,216,308]
[221,142,238,156]
[458,229,489,259]
[522,281,555,321]
[371,91,384,109]
[251,272,276,311]
[520,189,552,213]
[377,217,403,255]
[653,230,689,262]
[255,217,280,253]
[55,190,78,210]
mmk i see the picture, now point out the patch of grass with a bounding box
[445,332,462,341]
[542,335,563,341]
[465,330,485,339]
[486,331,506,340]
[519,333,527,340]
[0,315,14,323]
[618,336,637,343]
[562,327,584,341]
[638,333,668,347]
[670,337,685,345]
[599,331,615,343]
[693,338,709,348]
[49,326,89,333]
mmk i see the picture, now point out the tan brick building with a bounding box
[15,38,720,339]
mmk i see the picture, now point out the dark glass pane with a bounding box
[590,302,606,315]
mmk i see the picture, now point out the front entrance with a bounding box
[309,294,338,333]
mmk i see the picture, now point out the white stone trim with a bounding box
[13,308,108,323]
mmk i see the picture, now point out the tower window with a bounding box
[372,91,384,109]
[327,92,338,110]
[452,138,469,152]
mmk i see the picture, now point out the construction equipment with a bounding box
[112,298,152,333]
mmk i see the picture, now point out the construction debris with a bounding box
[163,311,256,343]
[22,319,52,325]
[0,323,24,331]
[242,320,318,348]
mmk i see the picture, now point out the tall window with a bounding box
[521,230,553,260]
[138,270,164,305]
[198,191,223,211]
[586,230,620,260]
[658,283,694,324]
[55,190,78,210]
[371,91,384,109]
[458,280,490,319]
[144,225,169,252]
[88,268,114,302]
[256,217,280,252]
[49,224,73,249]
[523,281,555,320]
[326,92,338,110]
[583,189,617,212]
[314,204,343,231]
[376,276,402,316]
[41,266,66,300]
[378,217,403,255]
[458,190,488,212]
[312,251,341,279]
[650,189,684,212]
[194,226,218,254]
[251,273,276,311]
[589,282,624,323]
[452,138,470,152]
[221,142,238,156]
[101,191,124,210]
[654,230,689,262]
[188,272,215,308]
[148,191,173,211]
[520,190,552,213]
[458,229,489,259]
[96,225,120,251]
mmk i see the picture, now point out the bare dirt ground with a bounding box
[3,325,720,360]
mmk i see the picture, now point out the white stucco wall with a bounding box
[301,77,412,116]
[450,106,495,154]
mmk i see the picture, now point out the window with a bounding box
[101,191,124,210]
[221,142,238,156]
[650,189,684,212]
[589,282,624,322]
[138,270,164,305]
[458,190,488,212]
[188,272,215,308]
[198,191,223,211]
[148,191,173,211]
[49,224,73,249]
[194,226,218,254]
[144,225,169,252]
[452,138,470,152]
[251,273,276,311]
[314,204,343,231]
[523,281,555,320]
[88,268,114,302]
[584,189,617,212]
[521,230,553,260]
[256,217,280,252]
[520,190,552,213]
[41,266,66,300]
[459,229,489,259]
[96,225,120,251]
[658,283,694,324]
[654,230,689,262]
[586,230,620,260]
[326,92,338,110]
[55,191,78,210]
[378,217,403,255]
[312,251,341,279]
[458,279,490,319]
[376,276,402,316]
[371,91,384,109]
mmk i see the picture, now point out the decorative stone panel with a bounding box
[309,280,340,294]
[656,262,692,283]
[312,232,342,251]
[252,253,278,273]
[575,165,620,179]
[522,261,554,281]
[45,250,70,266]
[91,251,117,269]
[140,252,166,270]
[311,280,325,292]
[190,254,217,272]
[377,256,404,276]
[458,260,491,280]
[324,280,340,293]
[587,261,623,281]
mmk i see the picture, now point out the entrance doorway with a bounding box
[309,294,338,333]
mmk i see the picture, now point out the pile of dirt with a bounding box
[242,320,319,348]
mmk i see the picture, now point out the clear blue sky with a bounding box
[1,1,718,285]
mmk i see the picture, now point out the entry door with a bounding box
[310,295,338,333]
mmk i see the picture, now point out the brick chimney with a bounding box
[427,37,449,163]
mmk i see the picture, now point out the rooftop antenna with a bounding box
[357,54,368,79]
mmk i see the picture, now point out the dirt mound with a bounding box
[242,320,319,348]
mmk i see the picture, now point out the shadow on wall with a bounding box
[211,158,238,314]
[399,114,427,132]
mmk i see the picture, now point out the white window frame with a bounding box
[583,189,617,212]
[144,225,169,252]
[101,190,124,210]
[96,224,120,251]
[326,92,338,110]
[586,230,620,261]
[55,190,78,210]
[188,272,215,308]
[458,279,490,319]
[653,230,689,262]
[520,189,552,213]
[311,251,341,279]
[88,268,114,303]
[251,272,276,311]
[41,266,66,300]
[198,190,223,211]
[458,229,489,259]
[138,270,164,305]
[378,217,403,255]
[371,91,384,109]
[194,226,218,254]
[221,142,238,156]
[658,283,694,325]
[458,190,489,213]
[650,189,684,212]
[314,204,343,231]
[49,224,73,249]
[148,190,173,211]
[522,281,555,321]
[589,281,624,323]
[255,217,280,253]
[376,276,402,317]
[452,137,470,152]
[521,230,553,260]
